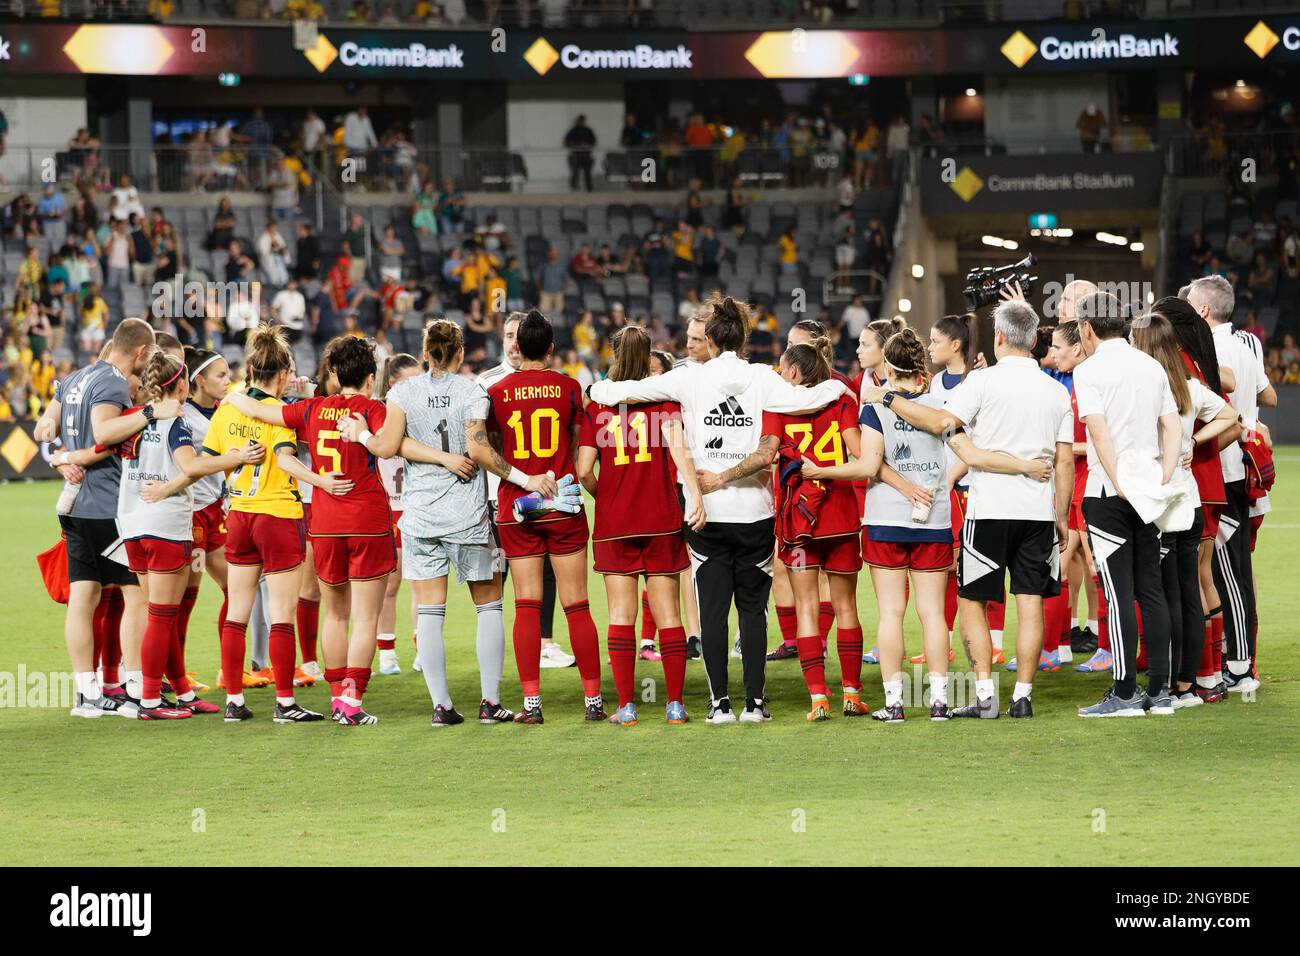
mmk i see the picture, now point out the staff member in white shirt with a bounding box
[862,300,1073,719]
[589,294,846,724]
[1187,275,1275,693]
[1074,292,1183,717]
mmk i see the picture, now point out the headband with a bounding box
[162,364,185,390]
[885,358,922,376]
[189,354,220,381]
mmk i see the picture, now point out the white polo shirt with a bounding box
[1073,337,1177,500]
[1211,322,1268,484]
[943,355,1072,521]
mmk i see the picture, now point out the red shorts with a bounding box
[191,500,228,552]
[778,534,862,574]
[950,487,968,548]
[1201,502,1222,542]
[302,502,313,539]
[1069,496,1085,533]
[497,514,589,560]
[392,510,403,550]
[225,511,305,574]
[863,533,952,573]
[1250,513,1263,552]
[594,532,688,576]
[312,533,397,585]
[126,537,193,575]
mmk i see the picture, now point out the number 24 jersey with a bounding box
[281,394,389,536]
[487,368,584,526]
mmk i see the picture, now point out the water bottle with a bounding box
[56,480,81,515]
[911,471,944,523]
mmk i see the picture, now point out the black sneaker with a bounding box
[872,702,905,723]
[951,695,1000,719]
[514,704,544,725]
[706,698,736,724]
[1223,670,1261,695]
[431,704,464,727]
[1008,696,1033,718]
[929,700,951,722]
[739,698,772,723]
[224,701,253,722]
[273,702,325,724]
[479,699,515,724]
[686,636,703,660]
[584,700,608,722]
[70,692,121,718]
[1073,627,1099,656]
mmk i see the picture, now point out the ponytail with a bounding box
[883,328,928,389]
[781,342,831,387]
[140,348,185,404]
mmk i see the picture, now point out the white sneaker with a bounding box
[706,700,737,724]
[1057,645,1074,664]
[539,643,576,668]
[730,631,743,659]
[413,655,423,673]
[378,649,401,675]
[300,660,325,681]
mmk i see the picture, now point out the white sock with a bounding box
[125,670,143,700]
[74,671,101,700]
[928,673,948,704]
[178,690,196,702]
[524,694,541,711]
[584,694,604,708]
[475,599,505,704]
[1196,675,1219,689]
[1058,644,1073,662]
[276,696,296,706]
[227,692,245,706]
[975,677,996,702]
[340,695,360,707]
[1087,618,1098,635]
[1013,681,1033,702]
[990,630,1004,650]
[416,604,452,708]
[142,696,161,709]
[883,679,903,707]
[1226,660,1251,676]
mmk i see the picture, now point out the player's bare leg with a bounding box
[117,583,147,705]
[869,566,908,722]
[296,549,322,682]
[912,569,951,718]
[680,567,702,659]
[377,549,402,674]
[338,577,386,725]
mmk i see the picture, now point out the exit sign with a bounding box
[1028,213,1057,229]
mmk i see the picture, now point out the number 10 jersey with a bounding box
[486,368,584,526]
[281,393,389,536]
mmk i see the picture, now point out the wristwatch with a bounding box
[142,403,156,425]
[882,390,898,408]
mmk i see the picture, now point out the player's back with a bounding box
[581,399,682,541]
[285,393,388,534]
[488,367,583,522]
[204,392,301,519]
[764,392,861,538]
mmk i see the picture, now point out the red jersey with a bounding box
[281,394,390,536]
[762,393,861,539]
[487,367,584,525]
[579,400,684,542]
[1180,349,1227,507]
[1070,383,1088,503]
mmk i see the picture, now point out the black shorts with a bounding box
[956,517,1060,603]
[60,515,136,587]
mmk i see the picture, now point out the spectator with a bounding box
[778,225,799,275]
[257,220,291,287]
[15,246,42,297]
[501,255,526,312]
[683,112,714,186]
[685,177,709,228]
[342,105,379,171]
[224,239,257,283]
[68,192,97,239]
[37,185,67,229]
[746,304,777,364]
[301,108,327,171]
[564,115,597,192]
[79,283,109,356]
[642,216,670,281]
[103,219,132,291]
[266,154,299,220]
[410,180,439,236]
[39,276,69,355]
[1226,228,1253,268]
[476,214,508,252]
[672,220,696,277]
[620,112,645,148]
[537,246,567,316]
[111,174,145,222]
[1245,252,1276,303]
[271,277,307,342]
[836,172,857,214]
[1076,103,1106,153]
[295,221,321,280]
[863,228,889,293]
[205,197,238,251]
[885,114,911,184]
[852,119,880,188]
[695,223,724,287]
[570,242,603,282]
[722,176,747,234]
[1282,222,1299,278]
[128,214,155,287]
[841,292,870,338]
[436,178,465,234]
[344,212,369,283]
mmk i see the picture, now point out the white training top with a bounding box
[182,400,224,510]
[1073,338,1178,501]
[476,360,516,506]
[378,454,404,513]
[117,416,195,543]
[945,355,1073,522]
[859,392,952,541]
[929,368,967,491]
[1211,322,1268,484]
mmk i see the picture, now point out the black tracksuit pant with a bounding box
[1161,508,1204,687]
[1212,479,1257,664]
[687,517,775,706]
[1083,492,1173,697]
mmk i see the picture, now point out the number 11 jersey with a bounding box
[281,394,389,536]
[487,368,584,526]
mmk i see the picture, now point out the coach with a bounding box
[862,300,1073,718]
[1073,292,1184,717]
[1186,276,1275,694]
[589,296,846,724]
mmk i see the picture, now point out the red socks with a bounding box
[218,588,228,643]
[836,624,864,691]
[344,666,371,702]
[1093,574,1109,650]
[268,622,297,696]
[376,636,396,651]
[796,635,829,698]
[818,602,834,642]
[639,591,657,644]
[296,597,319,663]
[324,667,347,699]
[92,591,111,675]
[659,625,687,704]
[1043,588,1067,653]
[944,572,958,632]
[608,623,637,707]
[513,598,542,697]
[220,620,248,697]
[986,600,1006,631]
[177,586,199,647]
[101,588,124,686]
[564,601,603,698]
[776,604,797,646]
[141,603,180,702]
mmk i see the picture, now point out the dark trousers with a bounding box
[1161,508,1204,686]
[568,153,593,191]
[687,518,775,705]
[1084,493,1172,696]
[1212,479,1256,663]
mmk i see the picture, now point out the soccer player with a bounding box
[341,322,515,726]
[473,310,605,724]
[203,325,346,724]
[119,350,264,718]
[375,353,422,675]
[224,335,395,725]
[761,340,864,721]
[576,325,706,726]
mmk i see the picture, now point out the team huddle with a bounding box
[36,274,1274,727]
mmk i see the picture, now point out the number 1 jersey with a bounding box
[487,368,584,526]
[281,394,389,536]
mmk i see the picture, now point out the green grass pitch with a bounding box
[1,457,1297,866]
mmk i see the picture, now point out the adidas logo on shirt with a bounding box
[703,397,753,428]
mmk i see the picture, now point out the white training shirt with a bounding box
[929,369,967,491]
[1211,322,1268,484]
[117,416,195,543]
[1073,338,1178,500]
[378,454,405,514]
[589,351,847,524]
[860,392,952,541]
[944,354,1072,522]
[182,400,225,510]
